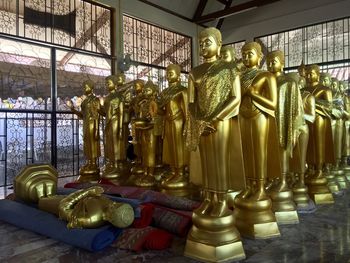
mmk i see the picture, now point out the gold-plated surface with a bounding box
[14,164,58,203]
[275,210,299,225]
[304,65,335,199]
[14,164,134,229]
[183,27,245,262]
[100,75,125,179]
[159,64,189,189]
[234,42,280,238]
[68,80,101,180]
[266,50,302,220]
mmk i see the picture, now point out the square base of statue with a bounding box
[76,174,99,183]
[184,237,245,262]
[328,183,340,193]
[240,222,280,239]
[311,193,334,205]
[346,174,350,181]
[275,210,299,224]
[335,179,348,190]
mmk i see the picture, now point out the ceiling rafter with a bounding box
[216,0,229,5]
[193,0,208,20]
[58,10,110,67]
[195,0,280,24]
[216,0,233,30]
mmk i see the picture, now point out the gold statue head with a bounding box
[305,64,320,85]
[104,201,135,228]
[134,79,145,94]
[298,61,306,77]
[339,81,348,93]
[116,72,126,86]
[82,80,95,95]
[144,79,158,96]
[320,72,332,88]
[266,50,285,74]
[331,77,339,93]
[220,46,236,63]
[199,27,222,60]
[166,64,181,83]
[241,42,263,68]
[105,75,118,92]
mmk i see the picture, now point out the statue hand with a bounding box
[203,123,217,136]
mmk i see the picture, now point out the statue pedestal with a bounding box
[306,176,334,204]
[333,170,349,190]
[292,183,311,208]
[233,197,280,239]
[185,212,245,262]
[269,189,299,224]
[78,167,100,183]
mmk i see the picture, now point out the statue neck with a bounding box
[169,81,180,88]
[203,56,218,63]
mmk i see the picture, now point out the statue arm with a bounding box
[250,74,277,111]
[58,186,104,221]
[181,89,189,121]
[70,107,83,119]
[119,100,124,139]
[188,74,195,104]
[215,74,241,120]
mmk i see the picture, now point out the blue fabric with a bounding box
[57,188,142,218]
[0,199,122,252]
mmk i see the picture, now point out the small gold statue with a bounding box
[340,81,350,179]
[14,164,134,229]
[304,65,335,204]
[68,80,101,182]
[159,64,189,189]
[330,77,349,189]
[266,50,303,223]
[132,79,159,187]
[184,27,245,262]
[233,42,280,238]
[100,75,124,179]
[220,45,245,71]
[130,79,146,175]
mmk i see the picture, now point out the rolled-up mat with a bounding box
[0,199,122,252]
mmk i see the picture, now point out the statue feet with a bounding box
[134,175,156,187]
[249,189,269,201]
[194,198,212,216]
[161,174,188,189]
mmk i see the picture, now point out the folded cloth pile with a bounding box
[0,199,122,252]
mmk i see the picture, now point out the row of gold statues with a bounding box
[16,27,349,262]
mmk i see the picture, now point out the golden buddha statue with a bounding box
[318,74,341,193]
[304,65,335,204]
[14,164,134,229]
[100,75,124,179]
[130,79,146,175]
[233,42,280,238]
[288,72,314,208]
[266,50,303,223]
[183,27,245,262]
[340,81,350,178]
[220,45,245,71]
[158,64,189,189]
[132,79,159,187]
[68,80,101,182]
[330,77,349,189]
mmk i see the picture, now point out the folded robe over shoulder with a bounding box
[0,199,122,252]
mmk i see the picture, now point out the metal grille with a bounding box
[255,17,350,69]
[0,0,111,55]
[123,14,192,73]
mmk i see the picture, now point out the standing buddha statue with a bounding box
[340,81,350,179]
[304,64,334,204]
[183,27,245,262]
[159,64,189,189]
[68,80,101,182]
[233,42,281,239]
[100,75,124,179]
[266,50,302,224]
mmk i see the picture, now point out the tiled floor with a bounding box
[0,187,349,262]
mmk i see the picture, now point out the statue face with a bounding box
[134,82,143,94]
[83,83,93,95]
[299,77,306,90]
[220,49,233,63]
[166,68,179,83]
[106,79,115,92]
[331,80,339,93]
[242,48,260,68]
[306,69,319,84]
[321,76,332,87]
[144,86,154,96]
[116,75,125,86]
[267,56,283,73]
[199,35,219,59]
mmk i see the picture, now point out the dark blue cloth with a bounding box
[0,199,122,252]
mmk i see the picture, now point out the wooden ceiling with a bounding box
[138,0,280,29]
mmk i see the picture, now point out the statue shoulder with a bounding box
[253,70,275,82]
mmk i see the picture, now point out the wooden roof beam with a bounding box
[195,0,279,23]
